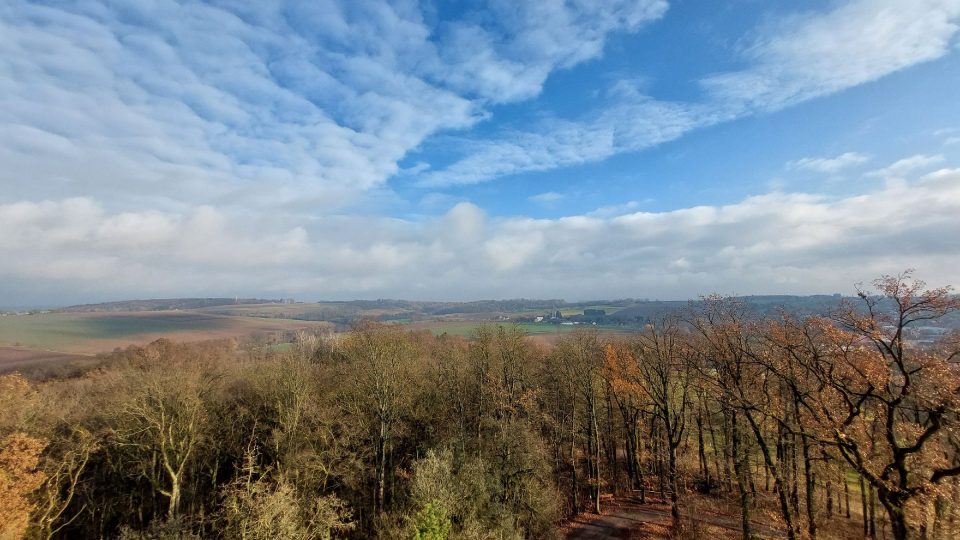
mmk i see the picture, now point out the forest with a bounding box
[2,272,960,540]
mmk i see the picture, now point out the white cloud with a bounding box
[935,128,960,145]
[702,0,960,111]
[587,200,646,218]
[4,167,959,304]
[422,0,960,187]
[0,1,470,210]
[418,95,714,186]
[0,0,664,211]
[867,154,946,179]
[3,1,959,305]
[530,191,564,203]
[429,0,668,102]
[788,152,870,173]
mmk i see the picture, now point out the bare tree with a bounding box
[110,362,216,517]
[632,318,693,529]
[553,329,605,514]
[335,323,417,516]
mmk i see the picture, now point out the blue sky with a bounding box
[2,0,960,305]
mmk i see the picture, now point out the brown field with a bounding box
[0,346,93,374]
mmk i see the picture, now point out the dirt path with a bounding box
[564,494,787,539]
[565,496,671,539]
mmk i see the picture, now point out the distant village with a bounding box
[519,308,610,326]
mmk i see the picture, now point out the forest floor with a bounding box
[563,493,789,539]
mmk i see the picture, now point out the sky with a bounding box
[2,0,960,306]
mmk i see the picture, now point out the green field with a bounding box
[556,304,625,317]
[0,311,332,354]
[0,313,226,350]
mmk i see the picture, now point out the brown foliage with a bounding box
[0,433,48,540]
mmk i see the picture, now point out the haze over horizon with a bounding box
[3,290,857,313]
[3,0,960,306]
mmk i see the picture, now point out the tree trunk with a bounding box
[826,479,834,518]
[651,415,665,499]
[624,418,637,489]
[585,399,598,514]
[790,433,800,515]
[387,439,394,510]
[707,409,725,491]
[668,439,681,530]
[168,475,181,517]
[570,433,579,515]
[860,475,869,536]
[592,399,602,514]
[879,488,908,540]
[605,390,618,491]
[844,472,851,519]
[634,422,646,504]
[765,453,770,492]
[697,410,709,486]
[801,434,817,539]
[933,483,954,539]
[731,412,752,540]
[375,429,387,514]
[744,411,796,540]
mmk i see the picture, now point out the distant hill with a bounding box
[605,295,848,323]
[51,295,960,330]
[603,301,688,323]
[58,298,282,312]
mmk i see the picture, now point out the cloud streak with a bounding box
[789,152,870,174]
[702,0,960,111]
[421,0,960,187]
[417,94,715,187]
[867,154,946,179]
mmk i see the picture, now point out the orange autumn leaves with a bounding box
[604,343,648,405]
[0,373,47,540]
[0,432,48,540]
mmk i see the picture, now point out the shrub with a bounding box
[411,501,452,540]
